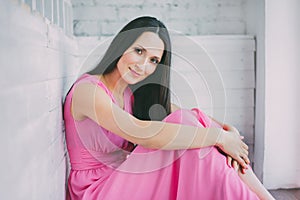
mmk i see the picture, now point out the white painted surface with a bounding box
[246,0,300,189]
[264,0,300,189]
[171,35,256,162]
[0,1,78,199]
[71,0,248,36]
[245,0,266,182]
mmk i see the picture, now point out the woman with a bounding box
[64,16,274,199]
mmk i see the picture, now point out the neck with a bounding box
[100,70,128,98]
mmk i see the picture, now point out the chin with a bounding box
[126,77,145,85]
[127,79,142,85]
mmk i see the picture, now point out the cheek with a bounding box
[118,54,136,72]
[146,65,157,75]
[122,52,139,64]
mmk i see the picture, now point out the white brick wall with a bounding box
[72,0,247,36]
[0,1,79,199]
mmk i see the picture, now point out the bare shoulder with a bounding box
[72,82,110,121]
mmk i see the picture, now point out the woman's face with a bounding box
[116,31,165,85]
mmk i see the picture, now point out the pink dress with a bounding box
[64,74,259,200]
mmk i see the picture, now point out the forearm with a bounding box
[98,104,248,166]
[92,101,222,150]
[136,121,224,150]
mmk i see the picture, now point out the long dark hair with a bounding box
[89,16,172,121]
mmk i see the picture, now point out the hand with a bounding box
[223,124,250,173]
[217,129,250,169]
[227,155,247,174]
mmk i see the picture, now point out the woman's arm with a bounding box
[72,83,249,168]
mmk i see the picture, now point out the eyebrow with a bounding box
[136,44,162,60]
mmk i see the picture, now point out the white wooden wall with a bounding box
[77,35,256,162]
[170,35,256,162]
[0,1,78,199]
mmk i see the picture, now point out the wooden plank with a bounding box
[234,125,254,144]
[171,35,256,53]
[171,88,254,108]
[78,35,255,54]
[172,51,255,71]
[201,107,254,126]
[220,70,255,89]
[171,70,255,91]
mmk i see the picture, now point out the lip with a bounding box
[129,67,141,77]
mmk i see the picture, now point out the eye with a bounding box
[134,47,143,55]
[150,58,160,64]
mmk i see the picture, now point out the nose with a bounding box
[136,57,150,73]
[137,56,148,66]
[134,64,146,75]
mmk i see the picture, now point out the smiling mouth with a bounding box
[129,67,141,76]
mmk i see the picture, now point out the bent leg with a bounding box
[238,168,275,200]
[167,108,274,199]
[97,109,262,199]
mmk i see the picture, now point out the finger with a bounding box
[233,161,239,171]
[242,142,249,150]
[242,168,247,174]
[243,148,249,156]
[237,155,249,169]
[236,156,247,169]
[227,156,232,168]
[241,154,250,166]
[240,136,244,140]
[240,166,246,174]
